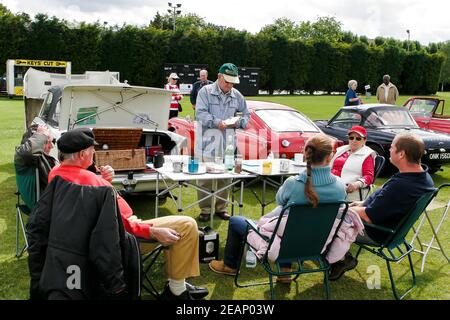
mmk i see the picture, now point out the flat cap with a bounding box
[57,128,98,153]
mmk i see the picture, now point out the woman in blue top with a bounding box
[344,80,363,106]
[208,134,347,281]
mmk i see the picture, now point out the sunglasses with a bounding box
[348,136,364,141]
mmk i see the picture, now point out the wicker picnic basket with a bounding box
[92,128,146,171]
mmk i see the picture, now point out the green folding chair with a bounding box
[138,238,165,299]
[355,189,438,300]
[14,165,40,258]
[234,201,349,300]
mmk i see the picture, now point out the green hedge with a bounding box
[0,14,444,95]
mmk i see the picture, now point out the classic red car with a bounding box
[403,97,450,134]
[168,100,343,159]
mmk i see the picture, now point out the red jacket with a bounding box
[164,84,183,111]
[48,164,152,239]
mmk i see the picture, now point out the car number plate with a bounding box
[429,153,450,160]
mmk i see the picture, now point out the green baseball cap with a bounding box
[218,63,240,84]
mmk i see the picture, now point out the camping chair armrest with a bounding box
[246,219,259,233]
[137,237,171,248]
[363,221,395,234]
[137,237,159,244]
[245,219,270,242]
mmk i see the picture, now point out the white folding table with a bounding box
[232,159,306,215]
[154,155,256,228]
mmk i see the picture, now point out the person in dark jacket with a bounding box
[27,175,136,300]
[190,69,213,109]
[47,128,208,300]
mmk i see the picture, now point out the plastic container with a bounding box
[246,248,257,268]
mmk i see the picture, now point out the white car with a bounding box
[32,84,186,193]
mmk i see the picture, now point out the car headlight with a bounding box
[281,140,290,148]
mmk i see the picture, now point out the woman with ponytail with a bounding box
[209,134,347,281]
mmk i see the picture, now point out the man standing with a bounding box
[195,63,250,222]
[47,128,209,300]
[190,69,213,109]
[376,74,399,105]
[329,132,435,281]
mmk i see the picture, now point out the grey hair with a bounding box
[383,74,390,80]
[59,151,76,161]
[348,80,357,88]
[200,69,208,76]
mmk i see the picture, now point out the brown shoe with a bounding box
[276,267,292,284]
[216,211,231,220]
[209,260,237,276]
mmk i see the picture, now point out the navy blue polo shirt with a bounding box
[344,89,358,106]
[363,169,434,243]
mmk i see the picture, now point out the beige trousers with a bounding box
[139,215,200,280]
[197,178,231,214]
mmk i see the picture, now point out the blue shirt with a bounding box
[344,89,359,106]
[195,81,250,157]
[364,169,434,242]
[276,166,347,206]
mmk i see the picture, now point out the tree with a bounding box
[438,41,450,90]
[25,14,69,60]
[301,16,343,42]
[0,10,30,75]
[150,12,207,32]
[259,18,300,39]
[259,16,343,43]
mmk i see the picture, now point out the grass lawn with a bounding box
[0,93,449,300]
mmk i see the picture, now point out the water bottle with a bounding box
[224,135,235,171]
[245,248,257,268]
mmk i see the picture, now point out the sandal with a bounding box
[198,213,211,222]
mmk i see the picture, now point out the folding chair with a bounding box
[358,155,385,201]
[14,166,40,258]
[234,201,349,300]
[355,189,438,300]
[409,183,450,272]
[138,238,166,299]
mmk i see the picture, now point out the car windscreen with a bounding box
[40,91,61,128]
[408,99,436,117]
[255,109,320,132]
[363,108,418,128]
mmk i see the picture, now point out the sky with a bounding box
[2,0,449,44]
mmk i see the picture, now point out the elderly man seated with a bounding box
[47,128,208,300]
[14,124,116,208]
[14,124,58,208]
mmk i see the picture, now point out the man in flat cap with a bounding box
[195,63,250,222]
[48,128,208,300]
